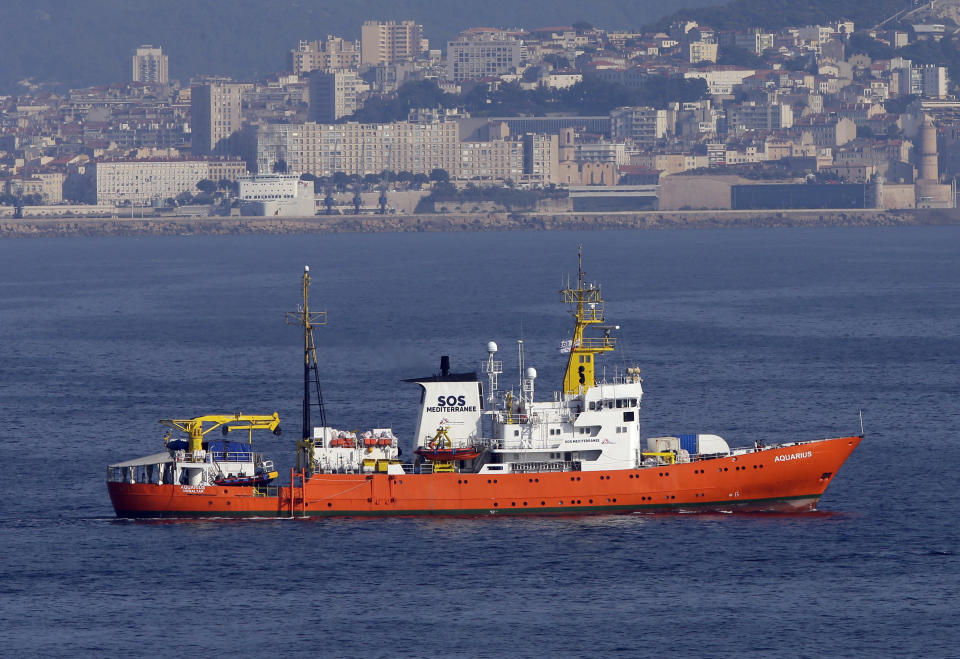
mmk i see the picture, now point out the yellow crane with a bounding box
[160,413,281,453]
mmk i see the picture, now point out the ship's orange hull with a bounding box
[108,436,861,518]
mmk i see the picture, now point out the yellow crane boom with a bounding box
[160,413,282,453]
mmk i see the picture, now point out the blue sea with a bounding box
[1,227,958,657]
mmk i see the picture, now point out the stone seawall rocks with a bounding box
[1,209,958,239]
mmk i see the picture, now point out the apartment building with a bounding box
[688,41,718,64]
[191,81,250,155]
[727,101,794,133]
[446,31,524,82]
[132,45,168,84]
[290,38,360,76]
[255,120,557,183]
[308,70,362,122]
[93,159,208,204]
[4,173,65,203]
[459,138,524,181]
[257,121,460,177]
[610,107,674,147]
[360,21,425,65]
[522,133,559,183]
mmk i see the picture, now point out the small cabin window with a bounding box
[589,401,596,411]
[623,411,635,422]
[514,430,520,436]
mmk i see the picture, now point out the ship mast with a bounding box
[286,266,327,468]
[560,247,616,395]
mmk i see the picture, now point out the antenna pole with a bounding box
[286,266,328,443]
[577,243,584,289]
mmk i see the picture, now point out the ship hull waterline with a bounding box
[108,436,861,519]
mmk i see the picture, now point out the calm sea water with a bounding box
[1,228,958,657]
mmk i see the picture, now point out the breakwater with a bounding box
[2,208,958,239]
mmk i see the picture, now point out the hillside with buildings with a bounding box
[3,4,960,223]
[0,0,723,93]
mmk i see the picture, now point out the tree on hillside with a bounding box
[717,45,765,68]
[847,32,894,60]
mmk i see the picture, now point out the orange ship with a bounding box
[107,258,861,518]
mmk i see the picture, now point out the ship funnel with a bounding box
[440,355,450,377]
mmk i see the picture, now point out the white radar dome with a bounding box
[526,367,537,379]
[487,341,498,353]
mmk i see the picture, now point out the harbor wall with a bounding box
[1,209,959,239]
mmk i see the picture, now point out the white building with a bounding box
[361,21,425,65]
[256,120,558,183]
[684,67,757,95]
[93,160,210,205]
[238,173,314,216]
[446,32,524,82]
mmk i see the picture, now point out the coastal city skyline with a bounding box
[3,1,960,221]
